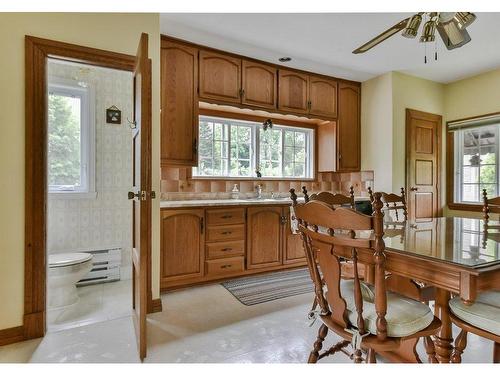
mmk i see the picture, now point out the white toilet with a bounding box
[48,252,93,308]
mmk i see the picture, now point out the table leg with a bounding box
[434,288,454,363]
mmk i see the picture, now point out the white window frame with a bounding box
[193,115,315,180]
[48,76,96,199]
[453,125,500,203]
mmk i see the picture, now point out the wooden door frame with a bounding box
[405,108,443,219]
[24,35,155,341]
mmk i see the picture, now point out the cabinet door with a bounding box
[247,206,283,269]
[283,209,306,264]
[309,76,338,119]
[337,82,361,172]
[278,70,309,115]
[160,209,204,282]
[161,41,199,166]
[199,50,241,104]
[241,60,277,110]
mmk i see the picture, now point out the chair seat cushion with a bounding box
[449,291,500,336]
[339,280,434,338]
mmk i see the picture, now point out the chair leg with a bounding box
[367,348,377,363]
[423,336,438,363]
[451,330,467,363]
[308,323,328,363]
[494,342,500,364]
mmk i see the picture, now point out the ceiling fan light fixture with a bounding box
[454,12,477,30]
[420,19,437,42]
[402,14,422,38]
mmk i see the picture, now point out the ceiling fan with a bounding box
[353,12,476,54]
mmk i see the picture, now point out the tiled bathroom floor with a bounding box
[47,279,132,332]
[0,282,495,363]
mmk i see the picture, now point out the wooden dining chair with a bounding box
[294,193,441,363]
[368,186,407,223]
[482,189,500,226]
[449,291,500,363]
[303,186,355,209]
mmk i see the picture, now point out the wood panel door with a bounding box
[337,82,361,172]
[241,60,277,110]
[130,33,152,361]
[160,209,204,282]
[160,40,198,166]
[247,206,283,269]
[283,208,306,264]
[309,76,338,119]
[199,50,241,104]
[406,109,442,221]
[278,70,309,115]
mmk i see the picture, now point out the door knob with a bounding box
[410,187,418,191]
[128,190,146,200]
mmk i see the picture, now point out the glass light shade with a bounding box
[402,14,422,38]
[420,20,436,42]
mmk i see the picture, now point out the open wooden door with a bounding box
[129,33,152,361]
[406,109,442,221]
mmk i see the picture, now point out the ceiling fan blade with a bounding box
[437,22,471,50]
[352,17,410,54]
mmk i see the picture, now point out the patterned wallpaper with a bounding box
[160,167,374,200]
[46,60,133,277]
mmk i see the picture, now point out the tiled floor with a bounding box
[47,280,132,332]
[0,282,495,363]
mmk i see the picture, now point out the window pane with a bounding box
[284,131,294,146]
[239,160,250,176]
[295,132,305,147]
[462,166,479,183]
[481,184,496,199]
[199,159,212,175]
[294,163,305,177]
[284,146,294,163]
[462,184,479,202]
[200,121,213,139]
[295,147,306,163]
[48,93,82,189]
[283,162,293,177]
[238,143,250,159]
[480,165,496,184]
[199,139,212,158]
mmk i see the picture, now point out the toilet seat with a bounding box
[49,252,93,268]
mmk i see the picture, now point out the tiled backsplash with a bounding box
[46,60,133,276]
[160,167,374,200]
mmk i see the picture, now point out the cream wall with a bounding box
[0,13,160,330]
[361,72,393,192]
[444,69,500,217]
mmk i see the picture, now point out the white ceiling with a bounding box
[160,13,500,83]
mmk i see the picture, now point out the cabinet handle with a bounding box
[221,248,232,252]
[221,231,232,235]
[280,215,288,225]
[221,264,232,269]
[308,100,312,110]
[338,153,342,160]
[239,88,245,98]
[221,215,233,219]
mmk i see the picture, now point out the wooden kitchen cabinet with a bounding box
[278,69,309,115]
[160,209,204,284]
[247,206,283,269]
[241,60,277,110]
[309,76,337,118]
[337,82,361,172]
[160,40,199,166]
[283,215,306,264]
[199,50,241,104]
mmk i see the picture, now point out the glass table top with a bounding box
[382,217,500,268]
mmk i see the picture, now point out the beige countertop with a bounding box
[160,196,370,208]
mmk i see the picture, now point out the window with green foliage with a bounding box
[453,125,499,203]
[194,116,314,179]
[48,77,94,193]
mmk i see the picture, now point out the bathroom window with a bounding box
[48,77,95,196]
[193,115,314,179]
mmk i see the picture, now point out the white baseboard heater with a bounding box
[77,247,122,286]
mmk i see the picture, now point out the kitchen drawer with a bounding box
[206,240,245,259]
[205,256,244,277]
[206,224,245,242]
[206,208,245,226]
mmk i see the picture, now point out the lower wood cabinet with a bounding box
[160,209,204,283]
[160,204,307,290]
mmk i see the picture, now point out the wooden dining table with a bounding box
[371,216,500,363]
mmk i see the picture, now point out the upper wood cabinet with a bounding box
[160,209,204,284]
[199,50,241,104]
[337,82,361,172]
[278,70,309,115]
[241,60,277,110]
[160,40,198,167]
[309,76,337,118]
[317,121,336,172]
[247,206,283,269]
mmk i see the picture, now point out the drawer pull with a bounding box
[220,264,232,269]
[221,248,232,251]
[221,215,233,219]
[221,231,232,235]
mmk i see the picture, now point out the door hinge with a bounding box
[150,191,156,199]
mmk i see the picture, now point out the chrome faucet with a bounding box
[255,184,263,199]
